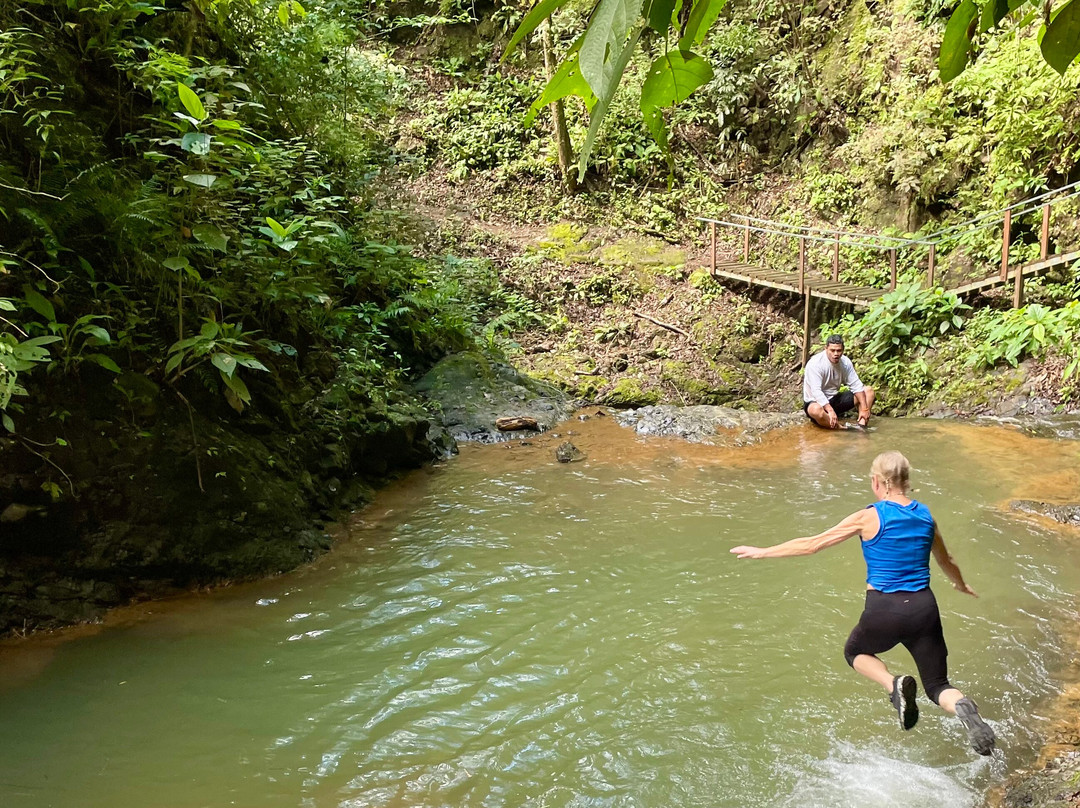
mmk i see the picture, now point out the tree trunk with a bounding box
[541,20,576,195]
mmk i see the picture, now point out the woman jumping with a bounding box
[730,450,996,755]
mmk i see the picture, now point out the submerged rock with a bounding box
[555,441,585,463]
[614,404,802,446]
[1009,500,1080,527]
[414,352,577,446]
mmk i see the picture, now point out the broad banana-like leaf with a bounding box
[579,0,644,101]
[524,50,597,126]
[1041,0,1080,75]
[939,0,978,82]
[640,50,713,158]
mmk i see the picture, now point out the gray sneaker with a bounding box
[955,697,996,755]
[890,675,919,730]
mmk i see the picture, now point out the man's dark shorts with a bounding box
[803,391,856,423]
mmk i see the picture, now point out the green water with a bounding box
[2,418,1080,808]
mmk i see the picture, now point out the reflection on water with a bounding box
[1,417,1080,808]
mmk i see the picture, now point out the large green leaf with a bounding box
[678,0,728,49]
[979,0,1010,32]
[182,173,217,188]
[21,286,55,322]
[180,132,212,155]
[176,82,207,121]
[503,0,575,58]
[640,50,714,155]
[192,223,230,252]
[647,0,677,31]
[1041,0,1080,74]
[524,50,597,126]
[219,367,251,404]
[579,0,644,100]
[939,0,978,82]
[577,25,644,181]
[211,352,238,378]
[84,354,121,373]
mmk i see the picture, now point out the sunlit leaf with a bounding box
[163,256,190,272]
[176,82,207,121]
[182,173,217,188]
[180,132,212,155]
[266,217,287,238]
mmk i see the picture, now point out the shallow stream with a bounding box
[2,416,1080,808]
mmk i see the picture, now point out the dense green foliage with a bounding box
[0,0,504,450]
[382,0,1080,412]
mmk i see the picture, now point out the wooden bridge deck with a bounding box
[948,250,1080,297]
[709,250,1080,307]
[709,260,882,308]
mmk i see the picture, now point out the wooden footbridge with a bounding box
[697,181,1080,362]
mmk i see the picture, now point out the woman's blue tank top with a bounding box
[861,500,935,592]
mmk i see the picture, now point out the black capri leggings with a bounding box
[843,588,953,704]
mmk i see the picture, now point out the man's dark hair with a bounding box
[826,335,845,346]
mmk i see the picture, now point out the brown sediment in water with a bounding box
[951,424,1080,807]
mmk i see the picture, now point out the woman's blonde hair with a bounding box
[871,451,911,494]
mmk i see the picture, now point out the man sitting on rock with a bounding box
[803,335,875,429]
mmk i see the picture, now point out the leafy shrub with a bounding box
[966,302,1080,370]
[829,283,970,359]
[419,74,546,179]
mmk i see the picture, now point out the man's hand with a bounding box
[730,546,767,559]
[825,408,838,429]
[954,582,978,597]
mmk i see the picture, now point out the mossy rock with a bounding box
[599,236,685,275]
[535,222,600,263]
[661,361,735,405]
[732,336,770,363]
[601,376,662,407]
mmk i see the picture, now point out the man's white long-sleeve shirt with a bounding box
[802,351,865,406]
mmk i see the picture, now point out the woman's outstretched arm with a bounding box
[931,524,978,597]
[730,509,873,559]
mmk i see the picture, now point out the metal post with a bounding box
[1040,203,1050,261]
[889,249,897,291]
[1000,208,1011,281]
[927,244,936,289]
[798,236,806,292]
[710,221,716,276]
[801,290,812,368]
[832,235,840,282]
[743,222,750,263]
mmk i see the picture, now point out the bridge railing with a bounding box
[697,178,1080,306]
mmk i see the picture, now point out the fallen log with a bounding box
[495,416,541,432]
